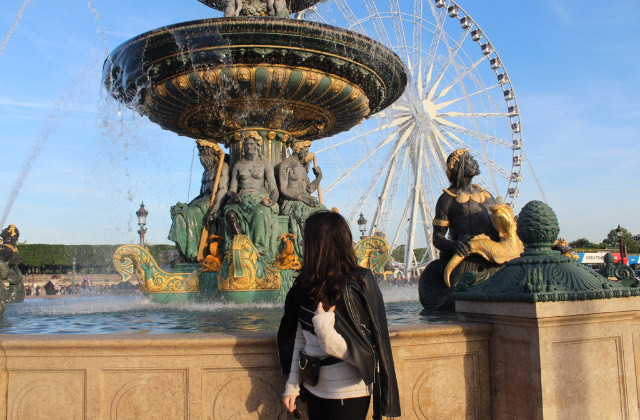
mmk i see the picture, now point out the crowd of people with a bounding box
[23,275,117,296]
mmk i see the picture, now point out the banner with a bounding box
[575,253,639,266]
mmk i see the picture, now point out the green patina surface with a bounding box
[455,200,640,303]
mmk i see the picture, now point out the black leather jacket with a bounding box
[277,268,401,418]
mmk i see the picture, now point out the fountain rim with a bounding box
[105,16,406,58]
[102,16,408,141]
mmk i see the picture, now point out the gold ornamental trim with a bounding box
[113,244,199,294]
[433,219,450,227]
[354,235,391,275]
[218,234,281,291]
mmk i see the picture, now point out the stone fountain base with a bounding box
[3,296,640,418]
[0,323,491,419]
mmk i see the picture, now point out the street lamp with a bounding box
[136,202,148,247]
[72,257,76,295]
[357,213,367,240]
[617,224,626,265]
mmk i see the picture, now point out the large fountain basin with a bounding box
[103,17,407,142]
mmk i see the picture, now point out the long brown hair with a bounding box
[300,211,361,306]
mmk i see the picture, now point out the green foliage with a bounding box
[391,245,405,262]
[603,227,640,253]
[16,243,177,274]
[569,238,603,250]
[147,244,177,263]
[391,245,429,263]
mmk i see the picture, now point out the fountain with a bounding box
[104,0,407,303]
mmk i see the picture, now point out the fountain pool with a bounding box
[0,286,457,334]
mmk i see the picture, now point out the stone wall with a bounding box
[0,323,491,420]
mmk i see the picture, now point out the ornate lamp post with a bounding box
[357,213,367,240]
[136,202,148,247]
[617,224,626,265]
[72,257,76,295]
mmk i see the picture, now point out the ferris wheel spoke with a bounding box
[370,125,413,232]
[436,31,501,193]
[438,111,516,118]
[433,117,512,148]
[333,0,365,33]
[435,124,511,173]
[439,129,511,182]
[404,130,426,274]
[433,83,501,114]
[388,0,407,53]
[432,55,486,102]
[424,130,450,181]
[363,0,393,49]
[324,121,414,193]
[412,0,424,71]
[315,122,402,154]
[381,144,412,232]
[390,195,411,252]
[347,131,406,225]
[427,35,472,101]
[422,0,448,90]
[417,188,435,261]
[312,0,526,274]
[436,126,511,187]
[431,124,456,150]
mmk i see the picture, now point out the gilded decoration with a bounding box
[444,204,524,287]
[166,64,372,140]
[355,236,391,275]
[113,245,199,293]
[104,18,407,142]
[103,15,408,303]
[202,235,224,272]
[273,233,302,270]
[455,201,640,303]
[218,235,281,291]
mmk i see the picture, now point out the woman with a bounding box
[277,211,400,420]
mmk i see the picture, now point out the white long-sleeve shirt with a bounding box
[283,310,372,399]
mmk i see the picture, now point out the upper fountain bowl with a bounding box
[103,17,407,142]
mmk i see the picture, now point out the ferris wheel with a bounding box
[301,0,525,274]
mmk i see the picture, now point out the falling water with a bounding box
[0,125,48,229]
[86,0,111,57]
[0,1,121,229]
[0,67,94,228]
[0,0,33,61]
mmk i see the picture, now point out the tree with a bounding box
[391,245,430,263]
[603,227,640,254]
[391,245,405,263]
[569,238,597,249]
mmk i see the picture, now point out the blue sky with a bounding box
[0,0,638,247]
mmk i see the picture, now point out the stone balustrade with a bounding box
[0,323,491,419]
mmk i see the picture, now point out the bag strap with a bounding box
[319,356,342,366]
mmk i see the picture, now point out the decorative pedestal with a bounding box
[454,200,640,419]
[457,297,640,419]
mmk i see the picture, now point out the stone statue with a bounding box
[0,224,19,264]
[168,141,229,262]
[0,224,24,304]
[419,149,517,311]
[278,139,325,257]
[224,131,279,261]
[224,0,290,18]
